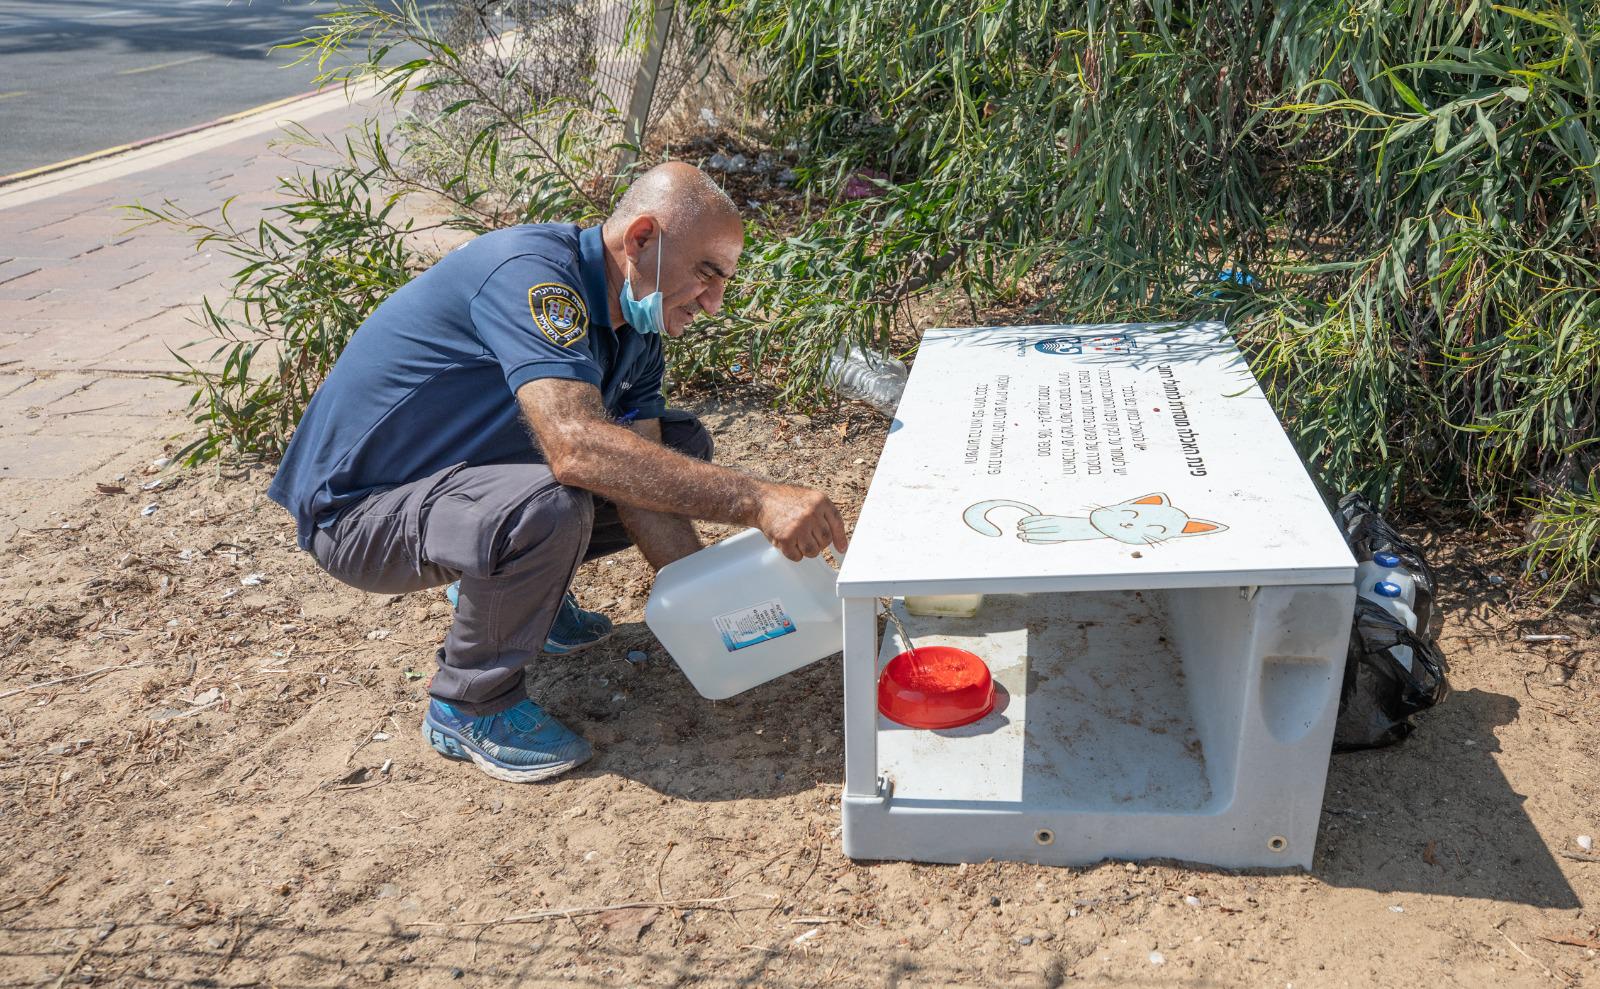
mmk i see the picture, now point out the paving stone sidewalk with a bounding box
[0,98,377,541]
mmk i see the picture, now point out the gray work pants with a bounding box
[309,410,713,715]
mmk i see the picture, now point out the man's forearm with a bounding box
[517,379,846,562]
[517,379,771,523]
[558,423,768,526]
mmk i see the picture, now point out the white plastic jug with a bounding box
[645,528,844,699]
[1358,579,1416,673]
[1355,551,1416,606]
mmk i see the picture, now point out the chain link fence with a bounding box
[434,0,709,174]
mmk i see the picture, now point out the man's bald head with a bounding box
[607,161,741,237]
[599,162,744,338]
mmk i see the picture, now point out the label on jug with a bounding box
[714,599,797,652]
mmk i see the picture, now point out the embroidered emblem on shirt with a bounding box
[528,283,589,347]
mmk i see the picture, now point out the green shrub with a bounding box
[692,0,1600,587]
[132,160,422,463]
[147,0,1600,591]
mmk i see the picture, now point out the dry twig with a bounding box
[345,709,394,766]
[1496,923,1573,986]
[0,662,145,701]
[0,872,69,915]
[212,917,243,976]
[53,944,91,988]
[656,840,675,901]
[1542,933,1600,951]
[408,893,779,929]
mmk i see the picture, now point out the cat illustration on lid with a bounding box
[964,494,1227,547]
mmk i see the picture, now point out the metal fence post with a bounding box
[616,0,675,173]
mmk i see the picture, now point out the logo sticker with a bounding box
[1034,337,1083,356]
[528,283,588,347]
[1034,334,1136,356]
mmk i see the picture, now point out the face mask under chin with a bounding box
[618,233,666,335]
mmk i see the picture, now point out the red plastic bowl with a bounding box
[877,646,995,729]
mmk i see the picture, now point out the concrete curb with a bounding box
[0,88,322,186]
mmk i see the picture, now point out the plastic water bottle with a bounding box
[1355,551,1415,607]
[644,529,844,699]
[827,344,907,418]
[1359,580,1416,673]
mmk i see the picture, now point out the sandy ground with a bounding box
[2,385,1599,988]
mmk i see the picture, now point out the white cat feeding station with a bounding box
[834,321,1357,869]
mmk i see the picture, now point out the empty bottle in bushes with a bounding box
[827,344,907,418]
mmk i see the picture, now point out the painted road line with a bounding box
[0,92,28,103]
[117,54,215,76]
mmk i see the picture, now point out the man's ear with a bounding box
[625,214,659,256]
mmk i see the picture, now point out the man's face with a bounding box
[634,218,743,338]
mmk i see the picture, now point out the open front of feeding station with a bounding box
[834,322,1357,869]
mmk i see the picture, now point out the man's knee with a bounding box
[501,483,593,567]
[422,467,593,578]
[660,410,713,463]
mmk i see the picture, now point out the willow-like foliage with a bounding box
[687,0,1598,590]
[143,0,1599,591]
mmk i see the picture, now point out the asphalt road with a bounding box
[0,0,387,176]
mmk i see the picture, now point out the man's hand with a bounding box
[754,483,849,561]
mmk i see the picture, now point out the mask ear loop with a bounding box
[653,229,663,293]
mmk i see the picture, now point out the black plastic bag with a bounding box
[1333,599,1451,751]
[1336,493,1440,641]
[1331,493,1451,751]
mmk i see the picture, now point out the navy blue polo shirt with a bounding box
[267,223,666,550]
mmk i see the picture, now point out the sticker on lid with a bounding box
[713,598,797,652]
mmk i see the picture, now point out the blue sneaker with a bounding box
[422,697,593,783]
[543,592,615,654]
[443,584,614,655]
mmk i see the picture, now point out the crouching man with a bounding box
[267,163,849,783]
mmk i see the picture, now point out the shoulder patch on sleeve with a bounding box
[528,282,589,347]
